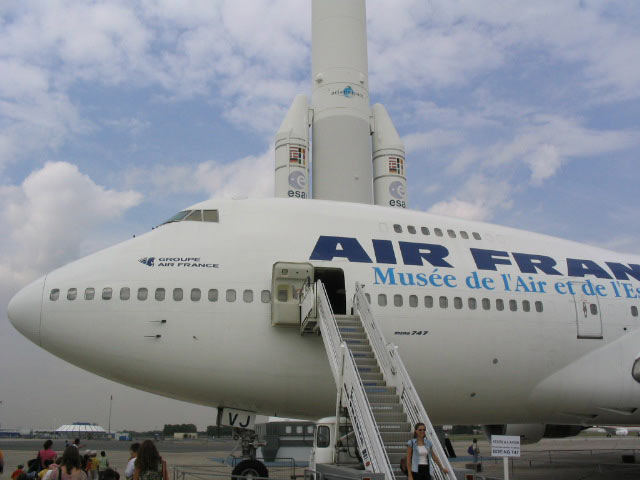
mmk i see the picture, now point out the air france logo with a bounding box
[139,257,155,267]
[138,256,218,268]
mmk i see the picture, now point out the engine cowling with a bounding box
[482,424,585,444]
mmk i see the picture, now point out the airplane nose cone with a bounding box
[7,276,45,346]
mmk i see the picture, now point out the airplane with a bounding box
[586,426,640,437]
[7,0,640,463]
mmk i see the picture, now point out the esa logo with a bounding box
[139,257,155,267]
[389,200,406,208]
[288,190,307,198]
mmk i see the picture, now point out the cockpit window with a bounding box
[162,210,191,224]
[184,210,202,221]
[162,209,219,225]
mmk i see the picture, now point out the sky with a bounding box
[1,0,640,432]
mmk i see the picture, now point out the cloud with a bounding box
[403,129,462,153]
[129,148,274,199]
[0,162,142,277]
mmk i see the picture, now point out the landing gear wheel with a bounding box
[232,460,269,480]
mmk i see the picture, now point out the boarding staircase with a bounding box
[300,281,455,480]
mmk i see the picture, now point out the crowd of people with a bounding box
[2,439,168,480]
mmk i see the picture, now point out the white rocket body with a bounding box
[273,0,407,208]
[275,95,310,199]
[311,0,372,204]
[372,103,407,208]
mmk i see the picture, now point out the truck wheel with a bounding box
[231,460,269,479]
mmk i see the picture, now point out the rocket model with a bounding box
[274,0,408,208]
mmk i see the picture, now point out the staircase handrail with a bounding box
[353,283,455,480]
[315,281,394,479]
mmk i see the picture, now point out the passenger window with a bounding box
[307,426,314,434]
[243,290,253,303]
[102,287,113,300]
[460,231,469,239]
[632,306,638,317]
[85,288,95,300]
[285,426,292,434]
[535,301,543,313]
[447,229,456,238]
[67,288,77,301]
[120,287,130,301]
[482,298,490,310]
[394,294,403,307]
[496,299,504,311]
[365,293,371,304]
[261,290,271,303]
[523,300,531,312]
[421,227,430,235]
[155,288,165,301]
[173,288,183,301]
[409,295,418,307]
[137,288,148,301]
[184,210,202,221]
[454,297,462,309]
[50,289,60,301]
[509,299,517,311]
[424,296,433,308]
[317,425,330,448]
[590,303,598,315]
[472,232,481,240]
[434,228,443,237]
[277,287,288,302]
[439,296,448,308]
[393,224,402,233]
[408,225,416,234]
[378,294,387,306]
[296,426,303,434]
[191,288,201,301]
[202,210,219,222]
[226,289,236,302]
[468,298,477,310]
[208,289,219,302]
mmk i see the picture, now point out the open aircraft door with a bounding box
[572,282,603,339]
[271,262,313,327]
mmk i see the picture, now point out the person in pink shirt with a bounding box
[38,441,57,466]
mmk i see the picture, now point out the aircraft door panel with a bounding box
[271,262,313,327]
[572,282,603,339]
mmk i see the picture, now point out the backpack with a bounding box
[467,445,474,455]
[399,456,408,474]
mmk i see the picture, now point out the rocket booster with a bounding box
[274,0,408,208]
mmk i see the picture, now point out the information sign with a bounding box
[491,435,521,457]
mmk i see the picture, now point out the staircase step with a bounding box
[348,344,373,353]
[338,326,365,334]
[381,431,413,443]
[361,380,386,387]
[345,338,370,346]
[359,372,383,381]
[370,403,405,414]
[377,422,412,433]
[365,385,396,395]
[354,357,377,366]
[386,452,405,465]
[351,351,374,359]
[356,365,380,374]
[367,393,400,404]
[385,442,408,452]
[373,412,407,423]
[341,332,368,340]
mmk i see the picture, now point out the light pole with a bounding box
[108,395,113,436]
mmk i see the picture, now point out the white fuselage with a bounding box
[9,198,640,426]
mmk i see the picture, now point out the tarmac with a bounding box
[2,434,640,480]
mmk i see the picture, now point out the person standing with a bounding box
[124,444,140,480]
[471,438,480,464]
[57,447,87,480]
[38,441,57,470]
[133,441,167,480]
[406,423,448,480]
[97,453,108,480]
